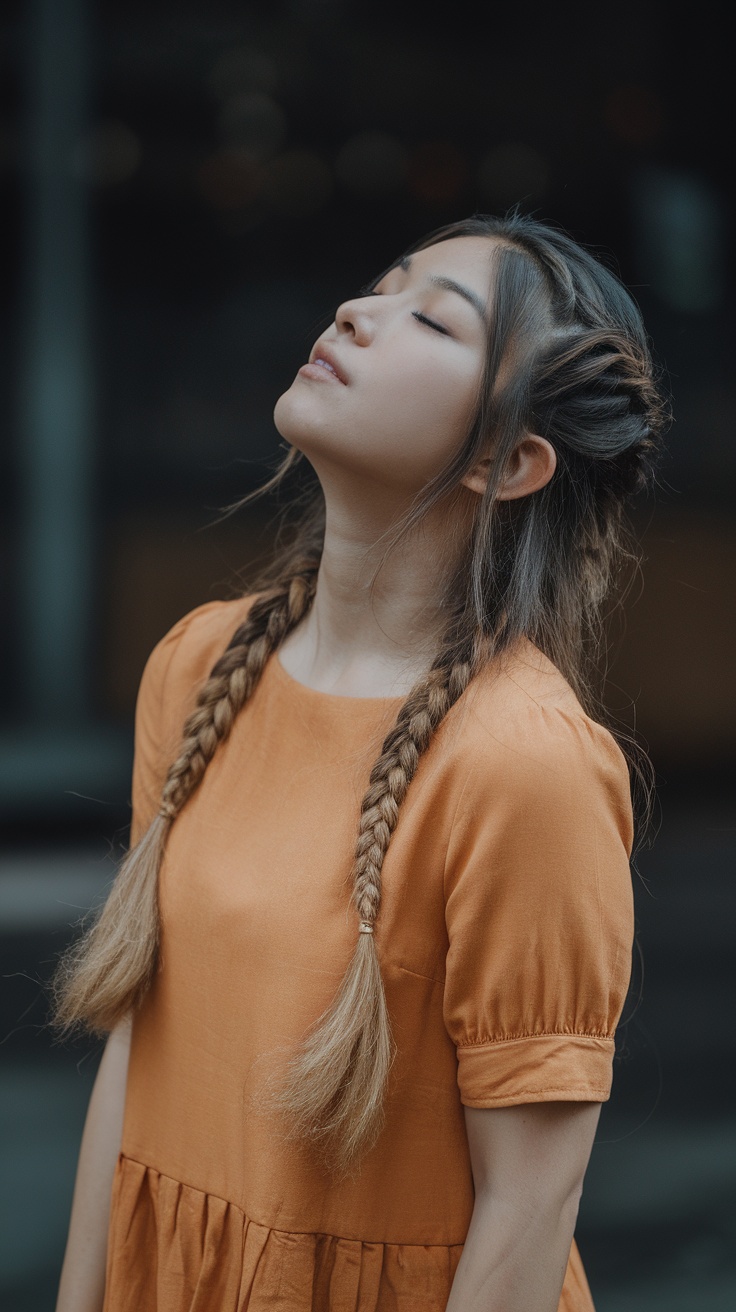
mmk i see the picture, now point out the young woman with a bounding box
[54,214,665,1312]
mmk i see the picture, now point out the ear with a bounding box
[460,434,557,499]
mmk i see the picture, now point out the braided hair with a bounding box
[53,213,667,1177]
[52,567,317,1032]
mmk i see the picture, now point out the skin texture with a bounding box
[276,236,499,498]
[273,235,557,698]
[446,1103,603,1311]
[57,237,594,1311]
[55,1019,131,1312]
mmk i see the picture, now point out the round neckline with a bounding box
[271,648,407,704]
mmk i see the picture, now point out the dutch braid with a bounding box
[355,664,471,924]
[159,567,317,819]
[52,561,318,1035]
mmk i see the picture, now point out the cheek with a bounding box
[271,353,481,491]
[371,359,479,473]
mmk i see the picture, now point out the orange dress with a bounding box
[103,595,635,1312]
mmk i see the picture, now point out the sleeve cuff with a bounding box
[456,1032,615,1106]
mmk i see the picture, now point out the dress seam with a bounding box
[116,1153,466,1249]
[457,1030,615,1048]
[463,1083,611,1101]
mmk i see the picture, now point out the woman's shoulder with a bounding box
[449,636,632,825]
[135,595,260,735]
[146,594,258,678]
[128,596,260,839]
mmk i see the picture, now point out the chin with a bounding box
[273,386,332,453]
[273,385,305,441]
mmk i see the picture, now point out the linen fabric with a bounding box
[103,595,635,1311]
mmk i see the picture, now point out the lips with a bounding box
[307,341,348,384]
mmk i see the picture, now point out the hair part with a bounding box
[52,212,668,1178]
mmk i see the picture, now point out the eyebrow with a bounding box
[398,254,488,325]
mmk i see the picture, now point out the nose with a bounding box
[334,294,376,346]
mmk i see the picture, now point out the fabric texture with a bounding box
[103,595,635,1311]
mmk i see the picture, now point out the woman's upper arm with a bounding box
[464,1100,602,1208]
[443,703,635,1109]
[105,1013,133,1061]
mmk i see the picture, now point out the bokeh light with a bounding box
[632,165,725,312]
[476,142,549,209]
[207,47,279,100]
[407,141,467,205]
[335,131,407,197]
[259,148,333,217]
[196,147,260,211]
[71,119,141,186]
[218,91,286,159]
[605,84,665,147]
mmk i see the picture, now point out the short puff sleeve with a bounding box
[442,703,635,1107]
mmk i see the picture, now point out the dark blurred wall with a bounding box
[1,0,733,830]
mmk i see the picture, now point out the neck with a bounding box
[278,481,476,697]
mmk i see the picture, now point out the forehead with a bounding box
[397,235,499,297]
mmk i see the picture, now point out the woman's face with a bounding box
[273,235,496,496]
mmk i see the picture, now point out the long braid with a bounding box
[353,657,473,924]
[52,560,318,1036]
[254,640,476,1178]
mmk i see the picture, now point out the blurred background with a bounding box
[0,1,733,1308]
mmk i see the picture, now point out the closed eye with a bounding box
[412,310,450,336]
[358,287,450,336]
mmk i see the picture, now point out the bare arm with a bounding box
[55,1017,132,1312]
[446,1100,602,1312]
